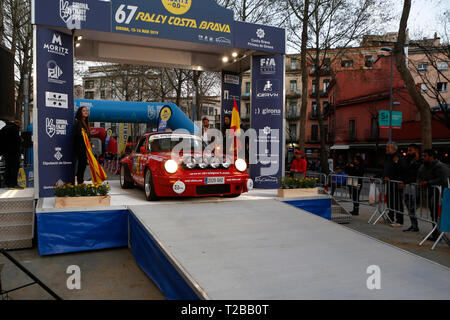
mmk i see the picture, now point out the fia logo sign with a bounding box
[260,58,276,75]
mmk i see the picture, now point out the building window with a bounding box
[312,101,317,116]
[365,55,374,68]
[245,82,250,93]
[290,80,297,91]
[323,101,329,114]
[209,107,214,116]
[312,80,318,93]
[245,103,250,117]
[291,58,297,70]
[289,102,297,116]
[84,91,94,99]
[437,61,449,71]
[289,124,297,140]
[85,80,94,89]
[202,107,208,115]
[349,120,356,139]
[101,90,106,99]
[341,59,353,67]
[371,118,378,138]
[311,125,319,141]
[323,79,330,92]
[100,79,106,88]
[421,83,427,93]
[418,63,428,72]
[437,82,448,92]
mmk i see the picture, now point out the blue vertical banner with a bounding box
[250,55,284,189]
[221,71,241,128]
[36,27,74,197]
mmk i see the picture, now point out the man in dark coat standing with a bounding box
[1,120,22,188]
[418,149,450,241]
[383,142,406,227]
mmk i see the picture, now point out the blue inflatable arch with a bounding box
[75,99,199,134]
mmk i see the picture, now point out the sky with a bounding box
[391,0,449,41]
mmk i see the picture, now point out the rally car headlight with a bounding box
[199,162,208,169]
[164,159,178,174]
[235,158,247,172]
[222,161,231,169]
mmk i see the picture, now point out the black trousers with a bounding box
[74,153,87,184]
[5,154,20,187]
[387,182,404,224]
[347,185,361,213]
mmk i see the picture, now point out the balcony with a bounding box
[286,90,301,99]
[287,135,298,142]
[309,90,328,98]
[306,135,320,144]
[309,67,332,76]
[241,115,250,122]
[286,113,300,121]
[242,92,251,100]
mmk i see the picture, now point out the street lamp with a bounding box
[381,47,393,142]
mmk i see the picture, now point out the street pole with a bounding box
[24,74,29,130]
[389,53,393,143]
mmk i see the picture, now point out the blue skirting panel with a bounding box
[37,210,129,255]
[284,198,332,220]
[128,212,200,300]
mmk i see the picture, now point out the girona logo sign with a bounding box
[161,0,192,15]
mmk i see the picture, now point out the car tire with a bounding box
[144,169,159,201]
[120,164,133,189]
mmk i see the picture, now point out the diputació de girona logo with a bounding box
[161,0,192,15]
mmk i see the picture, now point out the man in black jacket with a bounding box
[418,149,450,241]
[402,144,422,232]
[383,142,406,227]
[1,120,22,188]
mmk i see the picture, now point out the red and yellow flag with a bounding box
[82,128,107,185]
[230,98,241,134]
[229,98,242,154]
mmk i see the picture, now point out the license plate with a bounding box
[205,177,225,185]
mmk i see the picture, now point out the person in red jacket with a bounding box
[290,149,307,178]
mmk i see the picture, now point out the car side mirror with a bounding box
[140,146,146,154]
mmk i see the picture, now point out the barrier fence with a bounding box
[304,172,449,250]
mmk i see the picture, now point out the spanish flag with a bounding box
[229,98,242,154]
[82,128,107,185]
[230,98,241,134]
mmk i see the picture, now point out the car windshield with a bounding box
[148,134,205,152]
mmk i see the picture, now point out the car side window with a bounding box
[135,137,146,153]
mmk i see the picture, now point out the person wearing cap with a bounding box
[290,149,307,178]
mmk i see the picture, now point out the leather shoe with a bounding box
[403,226,419,232]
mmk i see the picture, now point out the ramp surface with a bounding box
[130,199,450,300]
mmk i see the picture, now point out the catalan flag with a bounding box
[82,128,107,185]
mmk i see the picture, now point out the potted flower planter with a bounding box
[54,195,111,208]
[277,187,319,198]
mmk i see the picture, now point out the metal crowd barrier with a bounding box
[363,179,447,248]
[305,172,328,190]
[328,174,384,217]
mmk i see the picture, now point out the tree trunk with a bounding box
[394,0,432,149]
[298,0,309,154]
[0,0,4,44]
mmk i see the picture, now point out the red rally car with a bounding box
[120,132,253,200]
